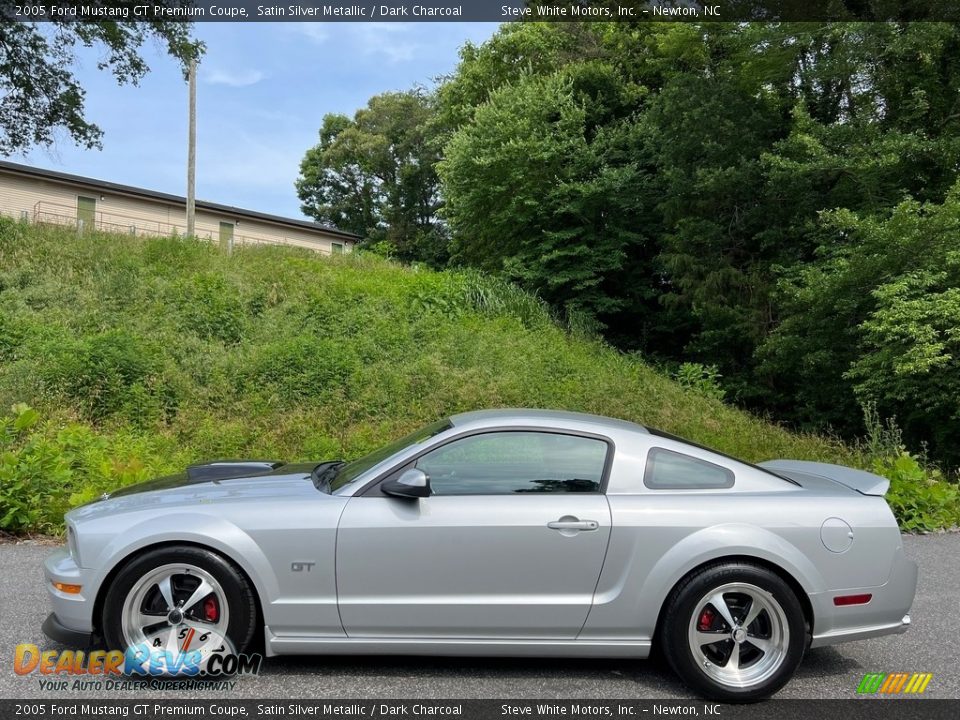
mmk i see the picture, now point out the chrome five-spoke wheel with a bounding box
[102,546,257,674]
[687,582,789,689]
[662,562,806,701]
[120,563,230,658]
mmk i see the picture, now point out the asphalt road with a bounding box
[2,534,957,700]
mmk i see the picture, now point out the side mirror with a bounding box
[381,468,431,499]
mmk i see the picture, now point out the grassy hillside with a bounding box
[0,218,955,533]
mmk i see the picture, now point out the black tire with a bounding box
[660,562,806,702]
[102,546,258,663]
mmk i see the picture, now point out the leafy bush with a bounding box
[673,362,726,401]
[0,404,176,532]
[173,272,246,344]
[876,452,960,533]
[241,336,360,403]
[859,404,960,532]
[37,329,174,425]
[0,215,26,252]
[409,272,471,318]
[0,404,69,532]
[0,308,24,360]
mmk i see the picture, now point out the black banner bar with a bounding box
[2,1,960,23]
[3,700,960,720]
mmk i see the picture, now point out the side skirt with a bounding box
[264,627,651,659]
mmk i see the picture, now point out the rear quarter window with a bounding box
[644,447,735,490]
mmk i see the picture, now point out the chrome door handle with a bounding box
[547,518,599,531]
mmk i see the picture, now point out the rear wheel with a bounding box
[102,546,257,674]
[661,562,806,701]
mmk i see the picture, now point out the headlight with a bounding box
[67,525,80,566]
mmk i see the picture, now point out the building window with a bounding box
[219,222,234,251]
[77,196,96,230]
[331,242,344,254]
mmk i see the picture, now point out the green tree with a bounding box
[440,60,656,327]
[759,187,960,466]
[313,20,960,467]
[752,22,960,433]
[0,3,203,154]
[296,113,379,241]
[614,22,960,412]
[434,22,594,135]
[647,70,787,383]
[296,90,446,264]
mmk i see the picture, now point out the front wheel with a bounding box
[102,546,257,674]
[661,562,807,701]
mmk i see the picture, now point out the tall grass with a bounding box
[0,218,954,532]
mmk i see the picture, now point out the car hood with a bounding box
[106,460,293,499]
[67,461,335,523]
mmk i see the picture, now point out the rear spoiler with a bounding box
[759,460,889,497]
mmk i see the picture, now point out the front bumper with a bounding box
[42,613,96,646]
[809,544,918,648]
[42,548,97,647]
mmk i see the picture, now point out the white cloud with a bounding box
[290,23,329,44]
[348,22,423,65]
[203,68,265,87]
[292,21,417,63]
[355,23,420,63]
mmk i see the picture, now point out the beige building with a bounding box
[0,161,359,254]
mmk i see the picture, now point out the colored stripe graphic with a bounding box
[858,672,932,694]
[911,673,933,694]
[857,673,886,693]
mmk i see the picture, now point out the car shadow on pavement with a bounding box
[794,646,863,678]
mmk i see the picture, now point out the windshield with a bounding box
[329,419,452,492]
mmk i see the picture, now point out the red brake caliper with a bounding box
[698,606,715,631]
[203,596,219,622]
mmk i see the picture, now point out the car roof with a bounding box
[449,408,649,434]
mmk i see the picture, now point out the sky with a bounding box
[8,22,499,220]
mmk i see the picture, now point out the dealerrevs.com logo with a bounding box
[14,642,262,684]
[857,672,933,695]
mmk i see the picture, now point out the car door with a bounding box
[336,430,613,640]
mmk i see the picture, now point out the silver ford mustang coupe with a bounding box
[42,409,917,700]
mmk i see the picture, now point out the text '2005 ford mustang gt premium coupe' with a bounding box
[42,409,917,700]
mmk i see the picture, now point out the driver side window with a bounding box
[415,431,608,495]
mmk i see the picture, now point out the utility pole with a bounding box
[186,58,196,238]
